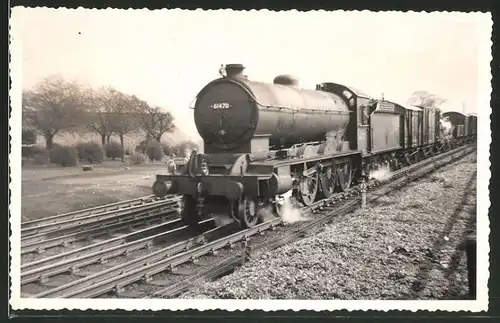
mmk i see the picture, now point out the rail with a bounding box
[21,196,181,239]
[21,209,179,255]
[21,218,215,285]
[21,195,175,230]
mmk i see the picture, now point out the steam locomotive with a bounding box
[152,64,477,228]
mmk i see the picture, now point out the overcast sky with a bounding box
[10,8,492,141]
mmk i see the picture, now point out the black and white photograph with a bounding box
[9,7,491,312]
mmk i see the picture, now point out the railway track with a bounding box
[21,195,182,257]
[21,208,179,257]
[21,143,475,299]
[22,195,171,231]
[21,218,237,298]
[20,218,216,285]
[145,145,477,298]
[21,195,180,238]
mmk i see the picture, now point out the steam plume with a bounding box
[279,189,312,224]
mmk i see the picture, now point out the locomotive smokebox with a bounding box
[225,64,246,78]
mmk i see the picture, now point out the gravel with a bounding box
[180,154,477,300]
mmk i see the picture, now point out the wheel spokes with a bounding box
[337,161,352,192]
[320,166,336,198]
[235,197,259,228]
[298,172,319,206]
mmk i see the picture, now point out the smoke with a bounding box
[166,160,177,174]
[279,189,312,224]
[176,199,184,216]
[184,145,195,158]
[369,164,391,182]
[440,118,452,132]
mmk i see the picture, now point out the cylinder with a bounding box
[225,181,244,201]
[269,173,293,196]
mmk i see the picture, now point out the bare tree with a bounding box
[107,91,141,161]
[408,90,447,111]
[134,99,175,142]
[84,86,115,146]
[22,76,86,149]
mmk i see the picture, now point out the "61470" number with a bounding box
[210,102,232,110]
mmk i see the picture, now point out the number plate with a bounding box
[210,102,232,110]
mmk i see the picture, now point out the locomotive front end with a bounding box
[152,64,273,228]
[194,65,260,152]
[152,147,266,228]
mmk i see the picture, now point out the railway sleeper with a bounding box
[39,277,74,288]
[70,270,96,278]
[141,273,153,283]
[99,255,113,264]
[35,247,45,254]
[114,290,146,298]
[147,279,173,286]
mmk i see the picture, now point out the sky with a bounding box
[10,8,492,142]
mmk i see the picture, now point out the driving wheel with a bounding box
[319,165,337,198]
[297,171,319,206]
[337,160,353,192]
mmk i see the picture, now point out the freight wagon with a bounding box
[442,111,478,140]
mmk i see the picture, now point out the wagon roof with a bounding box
[345,85,373,98]
[400,103,422,112]
[442,111,467,117]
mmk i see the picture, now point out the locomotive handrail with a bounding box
[262,106,351,115]
[196,78,352,115]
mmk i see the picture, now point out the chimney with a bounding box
[224,64,246,78]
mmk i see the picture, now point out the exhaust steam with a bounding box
[440,118,453,137]
[184,147,194,159]
[278,189,312,224]
[440,118,453,132]
[176,199,184,216]
[369,164,391,182]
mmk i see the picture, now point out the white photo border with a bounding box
[8,8,493,313]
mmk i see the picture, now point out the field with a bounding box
[20,160,169,222]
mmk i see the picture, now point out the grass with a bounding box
[20,160,170,222]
